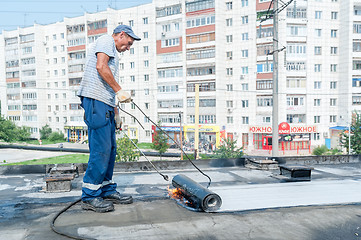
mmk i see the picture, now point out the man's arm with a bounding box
[96,52,121,93]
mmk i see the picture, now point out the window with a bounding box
[187,48,215,60]
[143,17,148,24]
[287,96,304,106]
[314,46,322,55]
[242,33,249,40]
[330,81,337,89]
[314,116,321,123]
[242,117,249,124]
[242,100,249,108]
[225,68,233,76]
[226,35,233,43]
[130,62,135,69]
[227,117,233,124]
[242,16,248,24]
[187,66,215,76]
[241,0,248,7]
[226,2,232,10]
[330,98,337,106]
[313,133,320,140]
[144,60,149,67]
[241,50,248,58]
[144,74,149,81]
[287,114,306,123]
[158,68,183,78]
[330,115,337,123]
[257,27,273,38]
[186,0,214,13]
[144,89,149,95]
[130,76,135,82]
[314,81,321,89]
[226,84,233,92]
[257,80,273,90]
[242,83,248,91]
[226,51,233,60]
[315,11,322,19]
[130,48,134,54]
[22,47,32,54]
[314,99,321,106]
[331,47,338,55]
[226,101,233,108]
[53,46,57,52]
[314,64,321,72]
[331,12,338,19]
[331,64,337,72]
[156,4,181,17]
[129,20,134,26]
[161,38,180,47]
[144,46,149,53]
[286,77,306,88]
[143,32,148,39]
[331,30,337,38]
[315,29,322,37]
[226,18,233,26]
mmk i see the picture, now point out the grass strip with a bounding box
[3,154,89,165]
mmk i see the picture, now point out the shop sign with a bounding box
[64,126,86,130]
[161,126,180,132]
[279,122,290,134]
[249,126,272,133]
[249,125,317,133]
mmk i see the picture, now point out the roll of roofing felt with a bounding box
[172,174,222,212]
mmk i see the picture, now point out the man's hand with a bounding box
[115,113,122,129]
[116,90,131,103]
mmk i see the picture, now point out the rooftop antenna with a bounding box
[24,13,27,27]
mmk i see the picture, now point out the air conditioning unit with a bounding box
[227,108,233,113]
[161,32,166,37]
[240,75,245,80]
[323,132,329,138]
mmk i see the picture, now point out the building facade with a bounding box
[1,0,360,151]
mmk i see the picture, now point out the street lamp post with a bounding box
[348,122,351,155]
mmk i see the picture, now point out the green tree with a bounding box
[17,126,31,141]
[0,116,31,142]
[340,112,361,154]
[40,124,52,140]
[0,116,19,142]
[151,121,169,160]
[213,138,244,159]
[116,136,140,162]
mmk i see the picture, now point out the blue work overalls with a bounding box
[81,97,117,201]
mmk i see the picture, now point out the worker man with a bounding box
[77,25,141,213]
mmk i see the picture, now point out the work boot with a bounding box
[81,197,114,213]
[103,192,133,204]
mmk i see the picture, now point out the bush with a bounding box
[17,126,31,141]
[48,132,65,141]
[116,136,140,162]
[213,138,244,159]
[312,145,329,156]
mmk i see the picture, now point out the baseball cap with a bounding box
[113,25,141,41]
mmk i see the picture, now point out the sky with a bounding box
[0,0,152,33]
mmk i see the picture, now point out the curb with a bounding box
[0,158,246,175]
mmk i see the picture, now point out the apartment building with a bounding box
[0,0,360,152]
